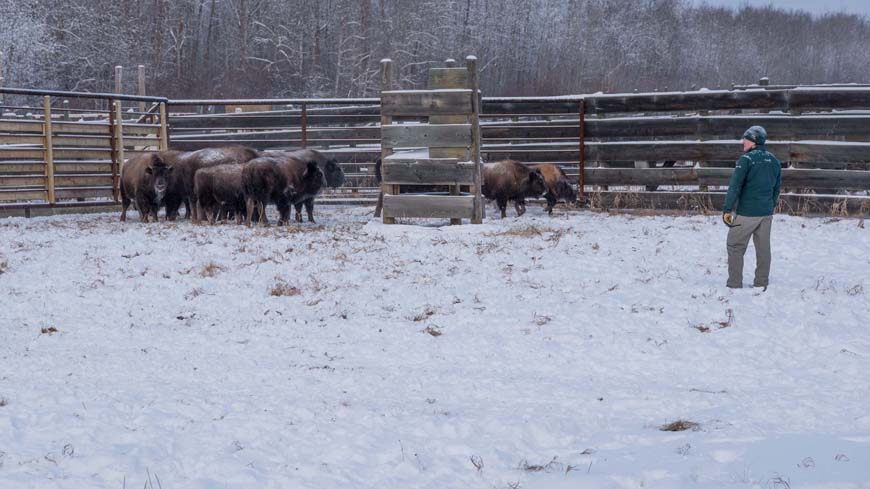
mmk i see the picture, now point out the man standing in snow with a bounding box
[722,126,782,289]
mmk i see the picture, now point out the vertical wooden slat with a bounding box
[115,65,123,94]
[43,96,56,204]
[578,99,586,204]
[138,65,146,113]
[467,55,483,223]
[430,58,467,225]
[112,100,124,202]
[301,103,308,148]
[379,58,395,223]
[158,102,169,150]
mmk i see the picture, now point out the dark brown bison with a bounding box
[194,164,247,225]
[268,149,343,223]
[120,153,176,223]
[242,156,325,226]
[531,164,577,215]
[170,146,260,221]
[482,160,546,218]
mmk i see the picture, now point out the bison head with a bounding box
[144,156,174,202]
[526,169,546,197]
[323,158,345,188]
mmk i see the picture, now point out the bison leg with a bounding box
[258,201,270,227]
[515,198,526,217]
[184,199,192,220]
[195,200,205,225]
[245,197,256,227]
[304,199,315,223]
[136,198,152,223]
[496,197,508,219]
[294,202,304,223]
[121,196,131,222]
[546,194,557,215]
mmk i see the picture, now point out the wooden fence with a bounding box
[3,85,870,214]
[1,88,168,213]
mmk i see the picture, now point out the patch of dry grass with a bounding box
[660,420,701,432]
[269,281,302,297]
[200,262,225,278]
[40,326,58,335]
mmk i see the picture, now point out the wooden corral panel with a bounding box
[382,194,475,219]
[382,124,472,149]
[381,90,473,116]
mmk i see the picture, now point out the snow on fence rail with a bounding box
[3,85,870,213]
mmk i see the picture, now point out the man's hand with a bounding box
[722,213,738,227]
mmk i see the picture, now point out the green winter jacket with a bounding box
[723,145,782,216]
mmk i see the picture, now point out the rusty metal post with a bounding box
[300,102,308,148]
[577,98,586,205]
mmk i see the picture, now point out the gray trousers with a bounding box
[726,215,773,288]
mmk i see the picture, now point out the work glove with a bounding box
[722,213,738,227]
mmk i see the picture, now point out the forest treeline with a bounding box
[2,0,869,99]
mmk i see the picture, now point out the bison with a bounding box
[482,160,546,218]
[170,146,260,222]
[531,164,577,215]
[120,153,175,222]
[242,156,325,227]
[120,153,176,222]
[268,149,344,223]
[194,163,247,225]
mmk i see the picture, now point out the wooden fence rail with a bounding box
[1,88,166,209]
[4,85,870,213]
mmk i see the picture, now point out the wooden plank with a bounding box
[0,189,44,202]
[55,175,114,187]
[169,126,381,142]
[428,68,469,89]
[52,135,114,148]
[789,89,870,111]
[381,158,475,185]
[381,90,473,116]
[0,162,43,173]
[169,114,381,129]
[55,187,114,200]
[43,96,55,204]
[589,190,870,215]
[481,116,870,141]
[382,194,475,219]
[51,149,113,160]
[0,175,45,187]
[583,167,870,190]
[0,119,43,133]
[382,124,471,148]
[0,134,44,145]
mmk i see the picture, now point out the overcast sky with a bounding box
[691,0,870,16]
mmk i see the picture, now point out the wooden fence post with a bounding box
[111,100,124,202]
[138,65,146,113]
[578,98,586,204]
[0,50,4,105]
[115,65,123,94]
[301,102,308,148]
[158,102,169,150]
[467,55,483,223]
[378,58,395,223]
[43,96,56,204]
[62,100,70,121]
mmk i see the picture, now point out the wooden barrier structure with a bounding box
[3,82,870,215]
[377,57,484,224]
[0,88,167,214]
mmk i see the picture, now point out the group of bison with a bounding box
[120,145,577,225]
[120,147,344,225]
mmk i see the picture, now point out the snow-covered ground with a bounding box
[1,206,869,489]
